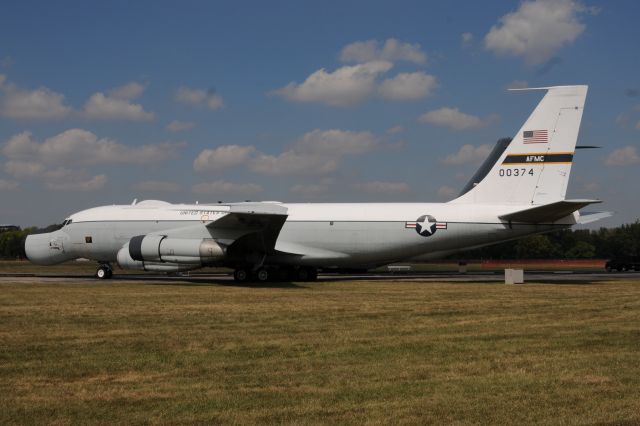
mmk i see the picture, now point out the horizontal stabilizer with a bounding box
[577,211,613,225]
[499,199,602,223]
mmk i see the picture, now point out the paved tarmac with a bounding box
[0,270,638,285]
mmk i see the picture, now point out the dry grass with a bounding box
[1,277,639,424]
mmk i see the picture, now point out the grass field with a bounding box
[1,278,639,424]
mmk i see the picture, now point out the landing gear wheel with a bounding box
[234,268,250,283]
[296,267,318,282]
[96,265,112,279]
[256,268,269,282]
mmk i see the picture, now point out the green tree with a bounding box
[515,235,558,259]
[565,241,596,258]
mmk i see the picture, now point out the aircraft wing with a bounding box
[499,199,602,223]
[206,203,289,255]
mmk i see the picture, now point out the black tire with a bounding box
[296,267,318,282]
[233,268,249,283]
[256,268,269,282]
[96,266,111,279]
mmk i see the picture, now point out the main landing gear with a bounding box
[233,266,318,283]
[95,263,113,279]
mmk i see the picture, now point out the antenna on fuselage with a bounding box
[131,198,138,205]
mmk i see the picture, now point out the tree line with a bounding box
[1,222,639,260]
[456,222,640,260]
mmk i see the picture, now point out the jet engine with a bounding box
[116,236,226,272]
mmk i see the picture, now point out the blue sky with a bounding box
[0,0,639,227]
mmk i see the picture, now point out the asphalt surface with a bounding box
[0,270,638,285]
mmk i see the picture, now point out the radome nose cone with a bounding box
[24,231,70,265]
[24,235,31,261]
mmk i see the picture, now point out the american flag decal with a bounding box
[523,129,548,144]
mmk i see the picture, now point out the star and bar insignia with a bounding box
[405,215,447,237]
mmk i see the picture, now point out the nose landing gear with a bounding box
[96,264,113,279]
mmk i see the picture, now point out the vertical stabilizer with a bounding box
[452,85,587,205]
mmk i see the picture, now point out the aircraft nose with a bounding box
[24,231,70,265]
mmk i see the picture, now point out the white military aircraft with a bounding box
[25,85,608,282]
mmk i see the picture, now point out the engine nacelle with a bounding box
[128,236,226,264]
[116,246,199,272]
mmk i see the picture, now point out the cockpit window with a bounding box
[62,219,73,226]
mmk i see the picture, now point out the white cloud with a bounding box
[0,179,18,191]
[437,185,458,200]
[46,174,107,192]
[605,146,640,166]
[4,160,46,178]
[194,145,256,173]
[484,0,590,65]
[251,151,339,176]
[3,159,106,192]
[340,38,427,65]
[378,72,437,101]
[83,92,155,121]
[175,86,224,110]
[192,129,378,177]
[461,32,474,47]
[250,129,378,176]
[418,107,498,131]
[353,181,410,194]
[166,120,195,132]
[192,180,262,196]
[108,82,146,100]
[386,125,404,134]
[3,129,184,166]
[1,127,182,192]
[272,61,393,107]
[294,129,377,156]
[442,144,492,165]
[132,180,181,192]
[0,77,71,120]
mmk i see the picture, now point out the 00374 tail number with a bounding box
[499,168,534,177]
